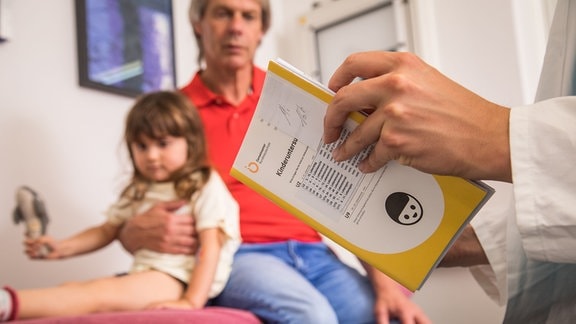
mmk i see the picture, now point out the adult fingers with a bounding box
[324,52,387,144]
[328,51,399,92]
[331,102,387,164]
[357,136,398,173]
[329,75,399,168]
[324,77,384,145]
[169,214,196,236]
[324,52,397,144]
[165,235,196,255]
[160,199,187,212]
[326,51,427,147]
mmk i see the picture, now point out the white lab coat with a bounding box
[469,0,576,322]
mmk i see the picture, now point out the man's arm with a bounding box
[439,225,489,267]
[118,200,198,255]
[362,262,431,324]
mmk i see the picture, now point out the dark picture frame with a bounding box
[0,0,7,43]
[75,0,177,98]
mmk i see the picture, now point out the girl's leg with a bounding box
[16,270,183,320]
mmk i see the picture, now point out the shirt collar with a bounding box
[181,65,266,108]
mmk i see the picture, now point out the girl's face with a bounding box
[130,134,188,182]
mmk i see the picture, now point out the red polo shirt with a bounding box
[180,67,321,243]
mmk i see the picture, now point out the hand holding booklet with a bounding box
[231,58,494,291]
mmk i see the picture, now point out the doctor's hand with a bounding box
[323,51,512,182]
[118,200,198,255]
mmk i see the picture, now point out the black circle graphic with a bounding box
[385,192,423,225]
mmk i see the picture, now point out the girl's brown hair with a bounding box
[121,91,211,202]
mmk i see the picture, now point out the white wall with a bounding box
[1,0,134,287]
[1,0,553,323]
[0,0,285,290]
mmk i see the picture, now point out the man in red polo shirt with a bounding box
[120,0,429,323]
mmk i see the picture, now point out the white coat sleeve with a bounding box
[509,97,576,263]
[468,181,515,306]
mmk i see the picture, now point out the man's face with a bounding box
[195,0,264,70]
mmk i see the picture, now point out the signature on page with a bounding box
[278,104,308,128]
[258,74,325,148]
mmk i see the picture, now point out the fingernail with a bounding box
[358,160,374,173]
[358,162,368,173]
[332,147,342,161]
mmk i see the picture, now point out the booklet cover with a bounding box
[231,59,494,291]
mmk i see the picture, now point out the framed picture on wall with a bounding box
[0,0,8,43]
[75,0,176,97]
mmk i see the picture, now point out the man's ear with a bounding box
[193,21,202,37]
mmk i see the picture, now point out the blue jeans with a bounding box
[211,240,395,324]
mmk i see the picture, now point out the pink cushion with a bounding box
[12,307,260,324]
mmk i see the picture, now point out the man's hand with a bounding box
[118,200,198,255]
[362,262,431,324]
[324,51,511,182]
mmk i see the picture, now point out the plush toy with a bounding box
[13,186,50,256]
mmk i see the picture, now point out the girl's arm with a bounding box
[183,228,223,308]
[28,222,121,259]
[148,227,224,310]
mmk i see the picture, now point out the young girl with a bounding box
[0,91,240,321]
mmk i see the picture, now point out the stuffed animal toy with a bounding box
[13,186,50,256]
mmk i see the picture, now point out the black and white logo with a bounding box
[385,192,423,225]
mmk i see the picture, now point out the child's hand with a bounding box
[24,236,58,259]
[146,298,203,310]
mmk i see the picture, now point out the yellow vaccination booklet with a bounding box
[230,59,494,291]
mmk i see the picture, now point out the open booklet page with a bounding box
[231,59,494,291]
